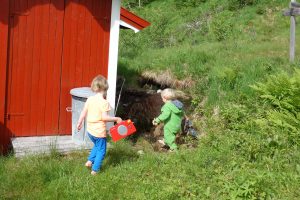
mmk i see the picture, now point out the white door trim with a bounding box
[107,0,121,115]
[120,20,140,33]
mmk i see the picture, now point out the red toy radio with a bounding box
[110,119,137,142]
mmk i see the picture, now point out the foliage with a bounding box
[228,0,258,11]
[122,0,157,8]
[211,11,235,41]
[175,0,207,8]
[252,69,300,144]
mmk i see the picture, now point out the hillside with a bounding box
[1,0,300,199]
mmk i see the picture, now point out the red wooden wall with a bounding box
[6,0,65,137]
[59,0,111,134]
[0,0,112,153]
[0,0,9,154]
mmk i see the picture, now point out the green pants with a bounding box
[164,127,178,150]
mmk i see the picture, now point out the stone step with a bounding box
[11,136,94,158]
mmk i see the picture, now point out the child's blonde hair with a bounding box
[161,88,176,100]
[91,75,109,92]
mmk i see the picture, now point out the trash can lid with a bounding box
[70,87,96,98]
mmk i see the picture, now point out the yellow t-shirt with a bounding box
[85,94,111,138]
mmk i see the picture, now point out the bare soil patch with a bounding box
[116,76,198,152]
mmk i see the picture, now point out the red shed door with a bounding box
[58,0,111,134]
[6,0,65,136]
[6,0,111,136]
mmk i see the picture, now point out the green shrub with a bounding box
[122,0,157,8]
[211,11,234,41]
[216,66,241,89]
[221,176,273,199]
[228,0,257,11]
[175,0,207,8]
[252,69,300,144]
[221,103,248,130]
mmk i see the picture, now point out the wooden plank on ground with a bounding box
[291,1,300,8]
[283,8,300,16]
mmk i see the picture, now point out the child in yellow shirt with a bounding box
[77,75,122,175]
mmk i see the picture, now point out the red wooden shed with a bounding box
[0,0,150,154]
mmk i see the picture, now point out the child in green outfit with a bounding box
[153,88,184,151]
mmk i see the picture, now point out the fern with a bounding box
[251,69,300,135]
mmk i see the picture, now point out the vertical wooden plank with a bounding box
[86,0,93,83]
[9,0,19,134]
[89,0,97,79]
[6,0,15,136]
[290,16,296,62]
[22,0,35,135]
[44,0,64,133]
[69,0,79,94]
[44,1,56,133]
[0,0,10,153]
[95,0,102,76]
[82,0,92,84]
[104,0,112,77]
[75,1,84,86]
[90,0,97,79]
[30,1,42,135]
[54,0,66,133]
[59,0,73,134]
[16,0,29,136]
[36,0,50,135]
[12,0,20,134]
[290,0,296,62]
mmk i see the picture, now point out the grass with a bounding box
[1,137,300,199]
[1,0,300,199]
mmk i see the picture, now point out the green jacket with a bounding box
[154,100,184,132]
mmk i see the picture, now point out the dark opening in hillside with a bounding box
[115,76,198,151]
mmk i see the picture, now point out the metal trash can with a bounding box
[69,87,96,145]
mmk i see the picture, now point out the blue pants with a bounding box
[87,133,107,172]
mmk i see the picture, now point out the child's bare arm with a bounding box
[77,106,88,131]
[101,112,122,123]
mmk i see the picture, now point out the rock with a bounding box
[137,150,144,155]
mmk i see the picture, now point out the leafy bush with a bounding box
[211,11,234,41]
[221,176,273,199]
[252,69,300,145]
[175,0,207,8]
[221,103,248,130]
[122,0,157,8]
[228,0,257,11]
[216,66,241,89]
[252,70,300,132]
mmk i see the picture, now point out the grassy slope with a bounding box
[1,0,300,199]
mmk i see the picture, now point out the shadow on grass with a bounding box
[117,59,141,87]
[102,143,139,170]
